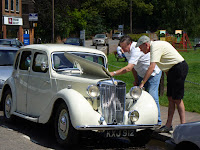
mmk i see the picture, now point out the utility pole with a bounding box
[130,0,132,33]
[52,0,55,43]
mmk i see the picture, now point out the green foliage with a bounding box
[133,0,154,15]
[34,0,200,42]
[128,33,149,41]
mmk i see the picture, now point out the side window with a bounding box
[32,52,48,73]
[19,51,32,70]
[14,53,20,69]
[53,53,73,69]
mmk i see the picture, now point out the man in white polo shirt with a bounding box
[136,35,188,133]
[110,35,162,125]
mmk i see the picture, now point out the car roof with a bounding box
[0,39,17,41]
[0,45,19,50]
[20,44,106,56]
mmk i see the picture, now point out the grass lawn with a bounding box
[107,49,200,114]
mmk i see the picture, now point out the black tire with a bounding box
[54,102,79,146]
[176,142,200,150]
[3,89,14,122]
[129,129,153,147]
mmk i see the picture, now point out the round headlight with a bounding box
[129,86,142,100]
[87,85,99,98]
[128,110,139,122]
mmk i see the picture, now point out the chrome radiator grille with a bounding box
[99,80,126,124]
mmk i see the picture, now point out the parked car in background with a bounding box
[64,38,83,46]
[0,45,19,96]
[0,44,159,147]
[112,32,124,40]
[92,34,108,46]
[166,121,200,150]
[0,39,24,48]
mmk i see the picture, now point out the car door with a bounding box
[14,50,32,113]
[26,51,52,116]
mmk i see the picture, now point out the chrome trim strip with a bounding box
[13,112,38,122]
[76,124,160,130]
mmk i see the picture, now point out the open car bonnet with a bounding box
[64,52,111,78]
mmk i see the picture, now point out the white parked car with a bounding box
[166,121,200,150]
[0,44,159,146]
[92,34,108,46]
[112,32,124,40]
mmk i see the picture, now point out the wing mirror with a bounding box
[41,62,49,72]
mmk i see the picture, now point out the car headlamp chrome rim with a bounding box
[128,110,139,122]
[129,86,142,100]
[87,85,99,98]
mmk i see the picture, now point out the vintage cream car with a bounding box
[0,44,159,146]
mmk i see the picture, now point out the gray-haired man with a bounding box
[136,35,188,133]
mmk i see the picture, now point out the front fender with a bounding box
[125,90,158,125]
[39,88,104,128]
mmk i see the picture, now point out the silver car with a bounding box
[166,121,200,150]
[0,39,24,48]
[112,32,124,40]
[0,45,19,95]
[92,34,108,46]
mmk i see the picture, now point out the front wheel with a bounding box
[3,89,14,122]
[54,102,79,146]
[129,129,153,147]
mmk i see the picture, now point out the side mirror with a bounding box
[41,62,48,72]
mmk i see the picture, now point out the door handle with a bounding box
[14,75,19,79]
[45,80,50,84]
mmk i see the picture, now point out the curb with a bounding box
[151,132,172,142]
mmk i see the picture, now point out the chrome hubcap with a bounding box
[5,95,11,118]
[58,109,69,140]
[60,115,67,132]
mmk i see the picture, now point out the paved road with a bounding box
[1,111,161,150]
[85,39,119,53]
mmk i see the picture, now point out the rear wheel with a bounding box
[3,89,14,122]
[54,102,79,146]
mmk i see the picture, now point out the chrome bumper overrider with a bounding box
[76,124,160,130]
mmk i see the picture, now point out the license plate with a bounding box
[105,130,135,138]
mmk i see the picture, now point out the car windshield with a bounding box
[0,50,17,66]
[95,34,106,38]
[52,52,106,70]
[66,38,80,44]
[114,32,120,35]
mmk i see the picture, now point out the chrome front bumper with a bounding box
[76,124,160,131]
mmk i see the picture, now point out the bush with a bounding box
[128,33,149,42]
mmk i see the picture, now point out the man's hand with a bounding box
[110,72,115,76]
[139,82,144,88]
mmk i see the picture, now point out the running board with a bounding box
[13,112,38,122]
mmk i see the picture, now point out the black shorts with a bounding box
[167,61,188,100]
